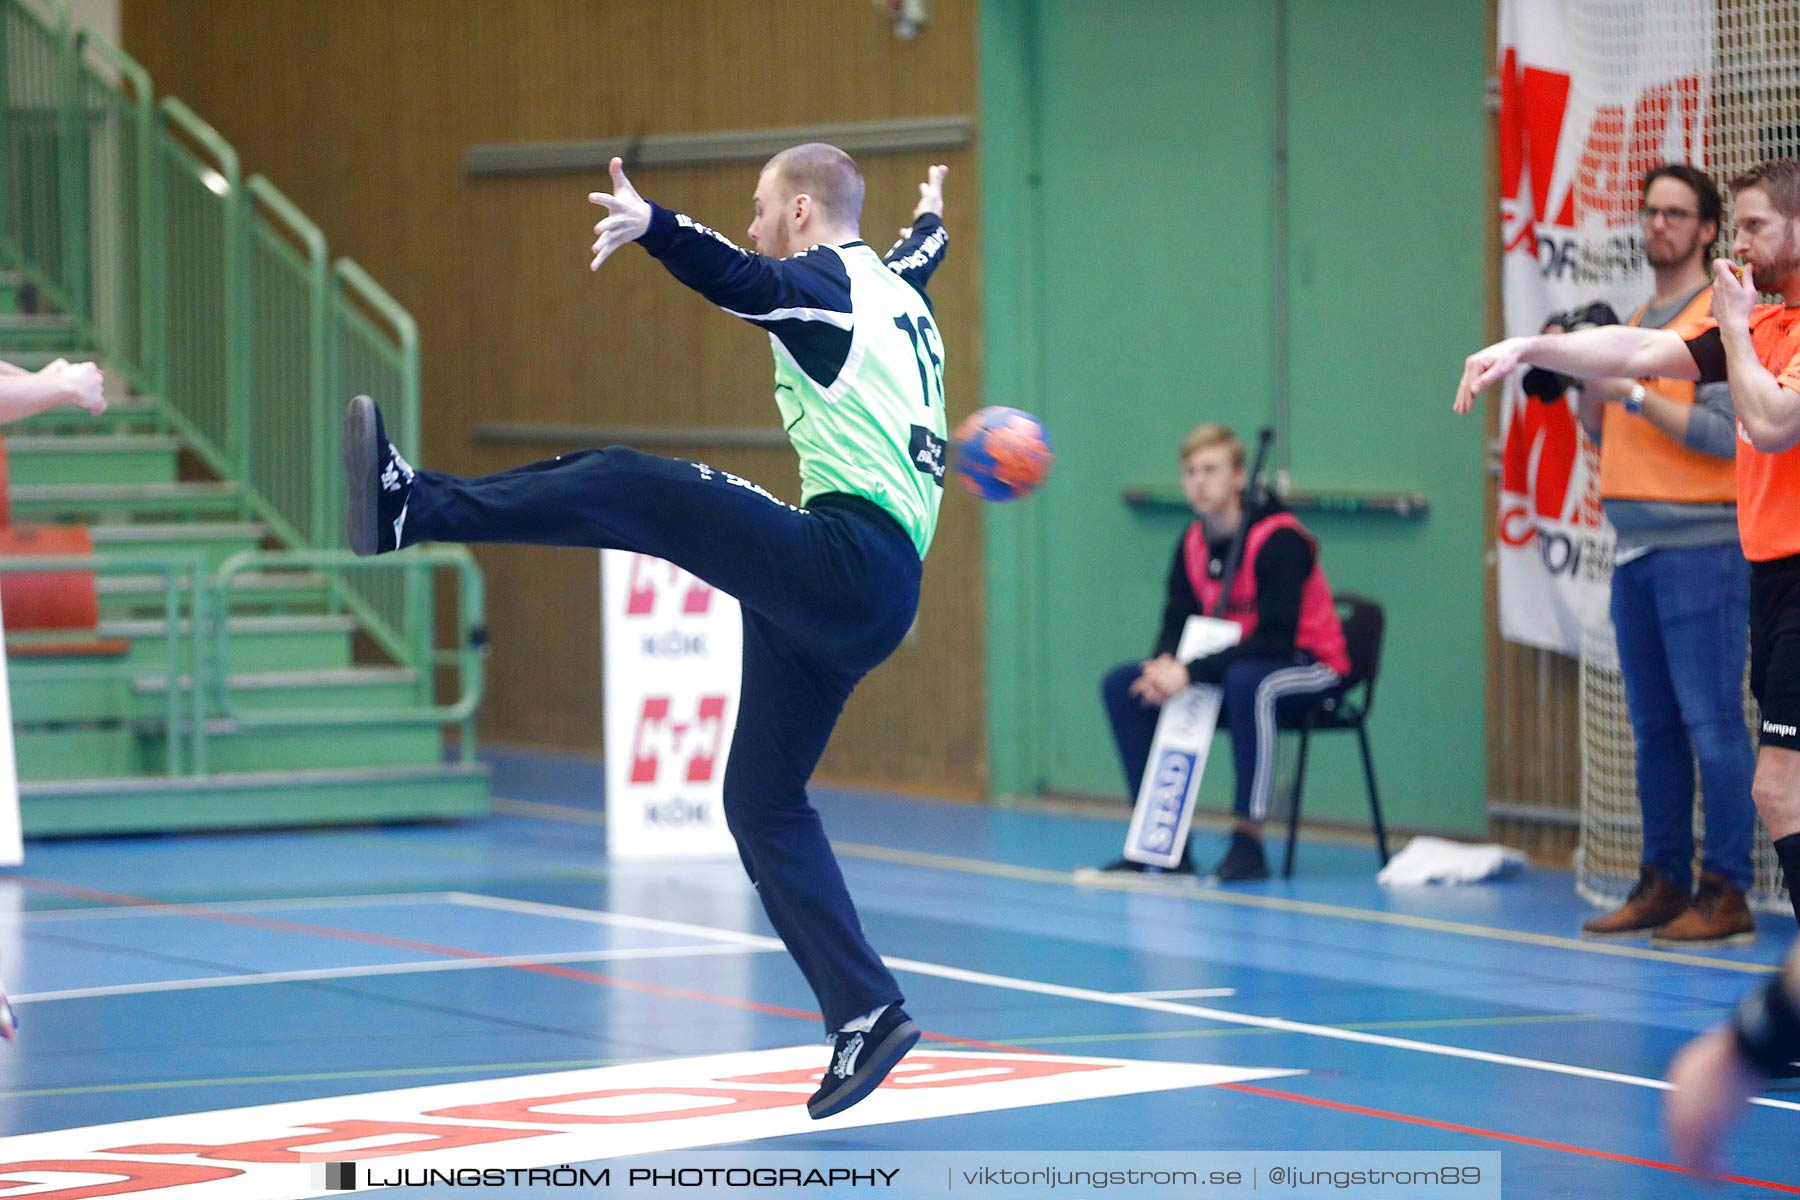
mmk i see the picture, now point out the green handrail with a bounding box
[0,0,75,276]
[52,0,85,320]
[245,175,329,549]
[73,27,157,393]
[0,550,207,775]
[0,0,482,779]
[159,95,245,477]
[211,547,485,746]
[333,257,429,695]
[334,258,420,450]
[0,0,73,305]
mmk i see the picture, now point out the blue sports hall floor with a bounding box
[0,747,1794,1198]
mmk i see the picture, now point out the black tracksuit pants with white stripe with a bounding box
[1102,653,1341,822]
[404,446,915,1032]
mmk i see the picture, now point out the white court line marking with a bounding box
[451,892,1800,1116]
[505,790,1785,976]
[12,943,779,1004]
[1125,988,1238,999]
[446,892,781,949]
[14,891,462,923]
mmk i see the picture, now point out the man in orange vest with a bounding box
[1455,158,1800,937]
[1568,166,1758,947]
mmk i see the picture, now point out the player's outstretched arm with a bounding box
[885,164,949,294]
[0,357,105,425]
[1452,326,1696,414]
[590,156,844,321]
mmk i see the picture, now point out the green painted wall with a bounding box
[982,0,1491,835]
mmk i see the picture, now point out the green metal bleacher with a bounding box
[0,0,489,833]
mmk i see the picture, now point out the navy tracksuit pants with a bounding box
[1102,654,1340,824]
[405,446,916,1031]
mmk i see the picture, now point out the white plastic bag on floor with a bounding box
[1377,836,1529,886]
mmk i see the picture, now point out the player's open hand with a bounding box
[911,164,948,223]
[588,157,651,272]
[1453,338,1527,415]
[1711,258,1757,331]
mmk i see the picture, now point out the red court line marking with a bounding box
[12,877,1010,1051]
[16,877,821,1022]
[26,877,1776,1186]
[1218,1082,1799,1194]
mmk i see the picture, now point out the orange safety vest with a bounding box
[1597,287,1737,505]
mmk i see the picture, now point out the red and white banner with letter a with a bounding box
[601,552,740,860]
[1496,0,1711,655]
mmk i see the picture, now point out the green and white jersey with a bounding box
[640,207,951,558]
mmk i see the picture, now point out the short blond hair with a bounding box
[767,143,865,228]
[1179,423,1245,468]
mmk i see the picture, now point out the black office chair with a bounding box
[1281,593,1391,878]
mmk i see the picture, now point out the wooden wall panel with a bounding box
[122,0,986,792]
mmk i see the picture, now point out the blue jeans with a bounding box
[1610,542,1756,890]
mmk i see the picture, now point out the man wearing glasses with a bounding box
[1563,164,1759,946]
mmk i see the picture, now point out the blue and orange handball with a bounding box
[951,406,1053,502]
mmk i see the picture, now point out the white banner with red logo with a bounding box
[1496,0,1712,655]
[601,552,740,860]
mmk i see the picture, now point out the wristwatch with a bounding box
[1622,383,1647,415]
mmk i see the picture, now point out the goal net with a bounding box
[1573,0,1800,913]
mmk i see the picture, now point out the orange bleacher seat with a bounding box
[0,433,127,657]
[0,523,128,659]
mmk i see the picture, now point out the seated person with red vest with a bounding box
[1094,423,1349,882]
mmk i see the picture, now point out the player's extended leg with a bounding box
[0,974,15,1041]
[725,611,918,1119]
[348,397,927,1117]
[345,396,905,637]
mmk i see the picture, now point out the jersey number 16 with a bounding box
[893,313,945,408]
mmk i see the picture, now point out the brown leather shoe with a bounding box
[1581,865,1688,938]
[1651,871,1756,948]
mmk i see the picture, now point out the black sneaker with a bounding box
[1766,1060,1800,1090]
[344,395,414,556]
[1209,831,1269,882]
[807,1005,920,1120]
